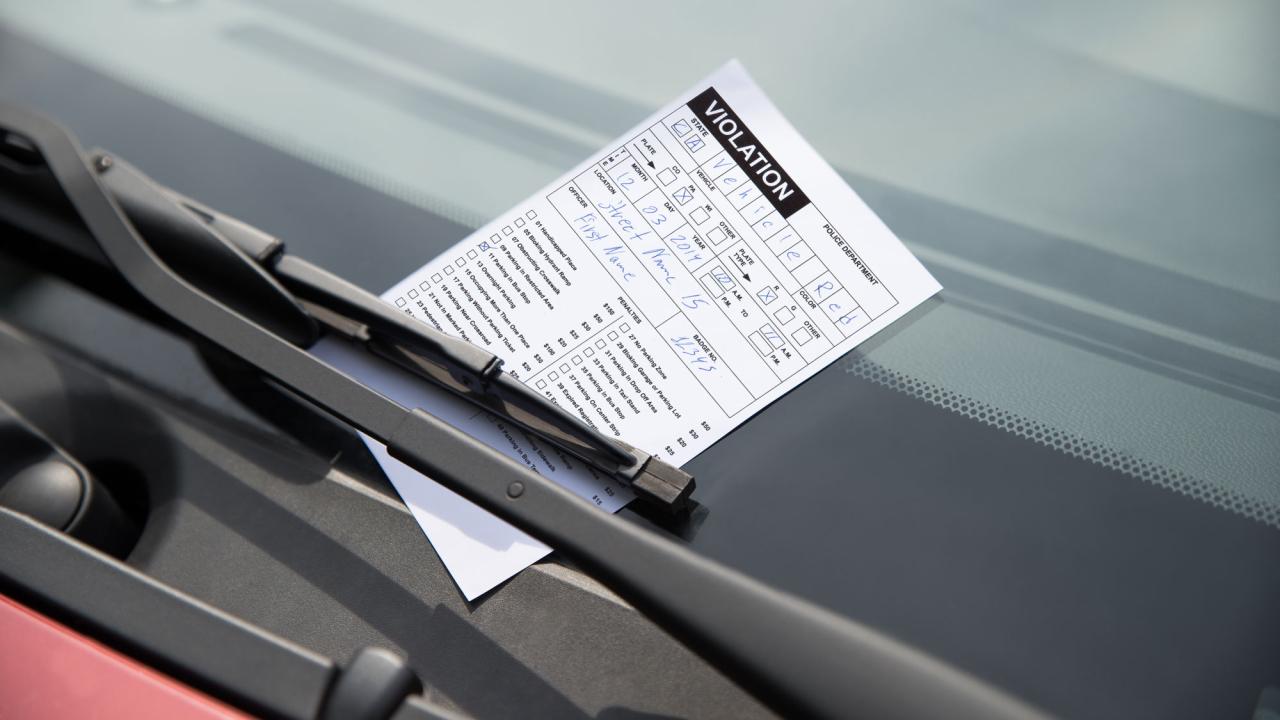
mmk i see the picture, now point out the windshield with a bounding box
[6,2,1274,522]
[2,2,1277,717]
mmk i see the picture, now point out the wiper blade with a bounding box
[265,250,692,510]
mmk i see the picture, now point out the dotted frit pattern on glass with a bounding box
[845,357,1280,530]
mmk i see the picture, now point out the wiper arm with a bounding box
[0,104,1046,720]
[1,132,693,512]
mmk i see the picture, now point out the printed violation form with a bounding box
[317,60,941,599]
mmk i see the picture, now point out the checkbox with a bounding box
[549,371,559,381]
[455,258,465,268]
[431,273,442,283]
[408,288,419,299]
[444,266,454,275]
[503,226,513,235]
[690,207,709,225]
[467,250,478,259]
[620,324,630,333]
[774,307,794,325]
[762,324,784,348]
[791,328,813,346]
[559,363,570,373]
[595,339,606,349]
[515,218,526,228]
[658,169,675,186]
[707,227,726,245]
[572,356,583,365]
[756,287,777,305]
[395,297,407,307]
[701,273,722,297]
[526,210,537,220]
[607,331,618,341]
[536,379,547,389]
[490,234,500,243]
[584,347,594,357]
[709,266,735,292]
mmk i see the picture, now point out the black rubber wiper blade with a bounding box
[265,251,693,511]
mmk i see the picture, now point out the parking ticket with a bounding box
[318,60,940,599]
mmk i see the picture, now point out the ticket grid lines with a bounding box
[616,141,798,392]
[535,91,906,416]
[544,185,756,419]
[392,84,908,420]
[659,102,902,323]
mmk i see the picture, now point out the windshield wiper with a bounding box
[0,104,1045,720]
[1,125,693,513]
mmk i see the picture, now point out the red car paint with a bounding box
[0,593,249,719]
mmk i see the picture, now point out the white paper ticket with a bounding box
[319,60,940,599]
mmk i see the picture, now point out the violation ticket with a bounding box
[319,60,940,599]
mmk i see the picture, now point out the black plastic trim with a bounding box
[0,508,337,720]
